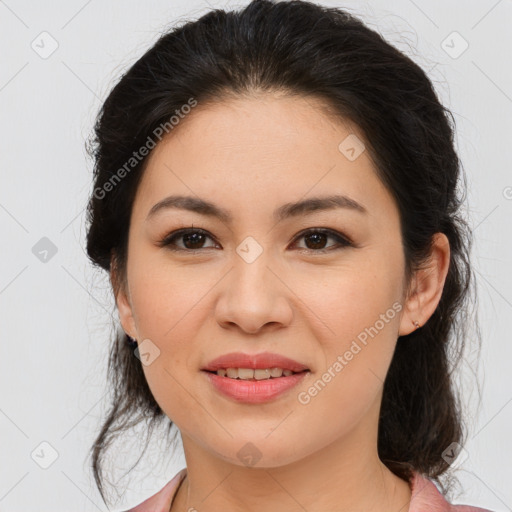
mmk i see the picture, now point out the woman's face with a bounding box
[116,92,416,468]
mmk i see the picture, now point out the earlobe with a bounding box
[398,233,450,337]
[110,253,138,340]
[116,284,138,339]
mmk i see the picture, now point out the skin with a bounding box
[114,91,450,512]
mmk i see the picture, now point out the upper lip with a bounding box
[202,352,310,373]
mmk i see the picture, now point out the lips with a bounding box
[203,369,309,403]
[201,351,310,373]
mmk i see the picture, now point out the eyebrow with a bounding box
[146,194,367,223]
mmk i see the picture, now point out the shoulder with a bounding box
[409,471,494,512]
[122,467,187,512]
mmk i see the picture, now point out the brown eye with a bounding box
[180,231,208,249]
[159,228,218,251]
[292,229,352,253]
[304,231,329,250]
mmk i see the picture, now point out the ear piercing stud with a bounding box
[413,320,421,329]
[126,334,138,347]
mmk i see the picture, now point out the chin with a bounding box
[208,438,305,469]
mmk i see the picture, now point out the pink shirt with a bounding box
[124,468,493,512]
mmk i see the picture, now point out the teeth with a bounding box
[216,367,297,380]
[255,369,271,380]
[226,368,239,378]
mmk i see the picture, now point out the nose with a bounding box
[214,252,294,334]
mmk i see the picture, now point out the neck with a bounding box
[171,421,412,512]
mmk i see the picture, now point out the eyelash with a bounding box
[157,227,354,254]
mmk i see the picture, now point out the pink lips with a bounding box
[201,351,310,403]
[203,369,309,403]
[201,351,309,373]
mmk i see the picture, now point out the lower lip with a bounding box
[202,370,309,403]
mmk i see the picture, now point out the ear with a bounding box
[110,251,138,340]
[398,233,450,336]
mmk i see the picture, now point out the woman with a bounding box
[85,1,494,511]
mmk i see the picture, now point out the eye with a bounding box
[158,227,218,251]
[291,228,353,253]
[158,226,353,253]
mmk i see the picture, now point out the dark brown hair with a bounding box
[85,0,481,506]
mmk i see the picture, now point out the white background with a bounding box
[0,0,511,510]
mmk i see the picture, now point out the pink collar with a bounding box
[125,468,492,512]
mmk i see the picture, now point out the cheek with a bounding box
[298,262,401,342]
[291,274,401,440]
[127,258,216,416]
[294,259,403,401]
[128,253,213,340]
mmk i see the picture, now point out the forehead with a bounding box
[132,93,395,224]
